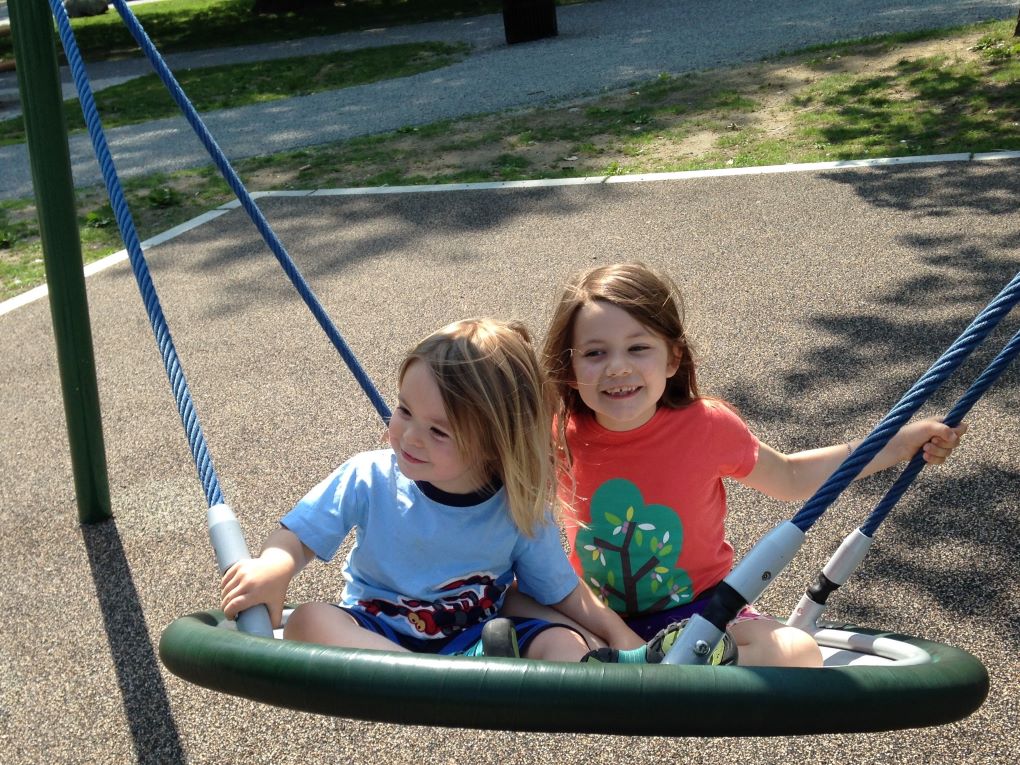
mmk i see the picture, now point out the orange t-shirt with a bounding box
[562,400,759,617]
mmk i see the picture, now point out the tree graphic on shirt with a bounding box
[576,477,692,615]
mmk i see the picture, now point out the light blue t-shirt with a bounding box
[281,449,578,640]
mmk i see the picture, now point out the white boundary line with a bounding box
[0,207,233,316]
[3,149,1019,317]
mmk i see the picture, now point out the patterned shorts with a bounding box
[336,606,573,655]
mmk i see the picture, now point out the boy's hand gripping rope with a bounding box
[663,270,1020,664]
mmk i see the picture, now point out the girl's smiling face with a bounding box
[388,359,484,493]
[569,300,680,431]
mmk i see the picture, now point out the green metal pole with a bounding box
[9,0,112,524]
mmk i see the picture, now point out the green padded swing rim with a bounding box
[159,611,988,737]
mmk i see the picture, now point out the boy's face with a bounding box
[388,359,483,494]
[569,300,680,432]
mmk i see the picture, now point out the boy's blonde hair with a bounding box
[543,262,701,446]
[399,318,556,537]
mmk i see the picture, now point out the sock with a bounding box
[579,645,648,664]
[615,645,648,664]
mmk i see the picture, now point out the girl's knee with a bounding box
[522,625,589,661]
[778,626,823,667]
[730,619,822,668]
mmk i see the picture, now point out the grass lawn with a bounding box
[0,0,507,65]
[2,18,1019,302]
[0,41,469,145]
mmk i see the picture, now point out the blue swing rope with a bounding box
[48,0,392,500]
[48,0,225,506]
[52,0,397,497]
[791,270,1020,534]
[113,0,391,425]
[859,326,1020,537]
[50,2,388,635]
[785,326,1020,630]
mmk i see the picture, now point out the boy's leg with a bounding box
[501,585,605,649]
[519,623,591,662]
[455,618,590,660]
[284,602,410,652]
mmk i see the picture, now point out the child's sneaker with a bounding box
[645,619,738,665]
[480,617,520,658]
[580,619,738,664]
[580,646,621,663]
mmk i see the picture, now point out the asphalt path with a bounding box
[0,0,1017,199]
[2,158,1019,764]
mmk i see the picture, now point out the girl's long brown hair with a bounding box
[543,262,701,454]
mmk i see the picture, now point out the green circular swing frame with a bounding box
[160,611,988,737]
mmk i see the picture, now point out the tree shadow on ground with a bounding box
[142,184,590,324]
[800,53,1020,157]
[826,163,1020,218]
[726,163,1020,433]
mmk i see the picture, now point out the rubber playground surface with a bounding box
[1,157,1019,764]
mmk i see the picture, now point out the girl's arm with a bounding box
[549,580,646,650]
[220,526,314,628]
[739,417,967,502]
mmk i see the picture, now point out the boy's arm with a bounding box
[739,418,967,502]
[549,580,646,650]
[220,527,314,628]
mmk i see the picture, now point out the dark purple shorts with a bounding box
[623,588,767,640]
